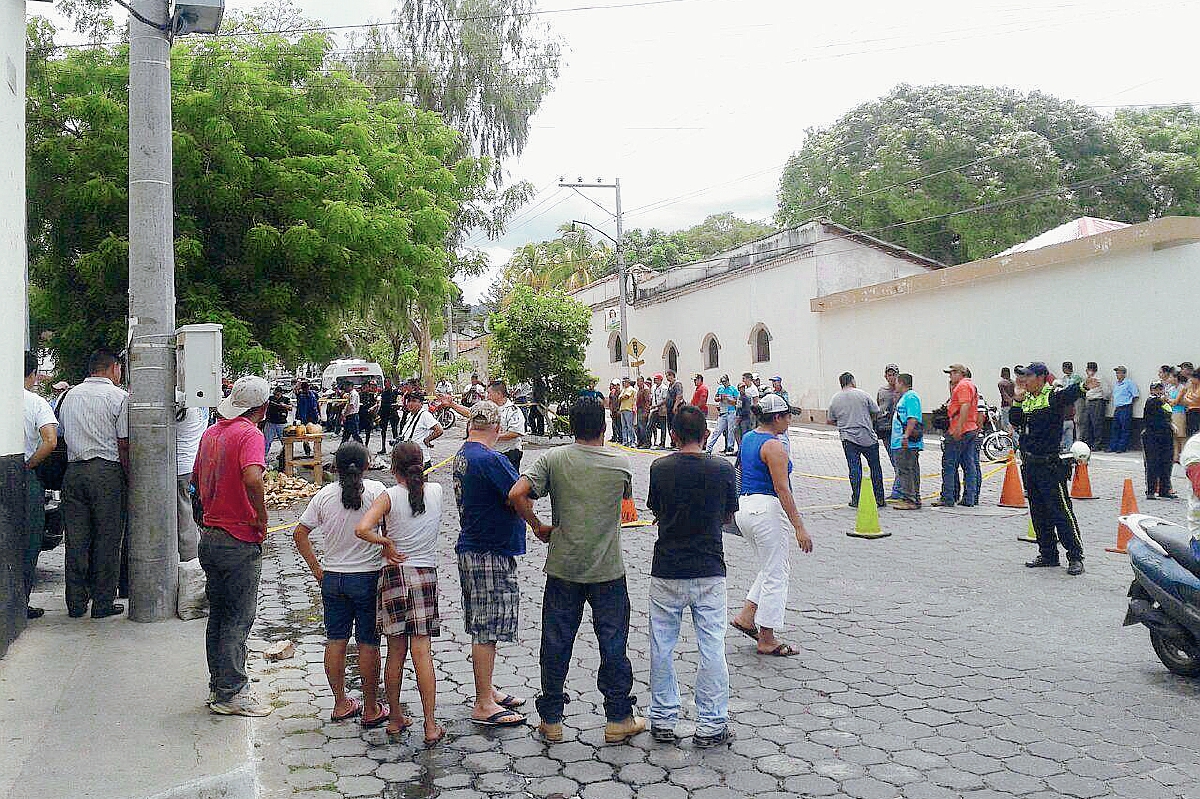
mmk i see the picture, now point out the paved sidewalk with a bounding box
[244,428,1200,799]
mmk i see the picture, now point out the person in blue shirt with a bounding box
[705,375,740,455]
[1109,366,1140,453]
[891,374,923,510]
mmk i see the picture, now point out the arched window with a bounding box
[702,334,720,370]
[610,332,623,363]
[750,323,771,363]
[663,340,679,374]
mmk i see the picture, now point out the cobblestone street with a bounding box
[248,426,1200,799]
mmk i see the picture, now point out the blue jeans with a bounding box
[1110,405,1133,452]
[341,415,361,443]
[842,440,885,506]
[648,577,728,737]
[621,410,636,447]
[940,430,981,505]
[536,576,635,725]
[881,437,902,498]
[706,414,735,453]
[263,422,285,458]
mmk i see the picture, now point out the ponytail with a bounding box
[391,441,427,516]
[335,442,370,510]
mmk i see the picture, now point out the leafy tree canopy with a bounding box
[26,16,488,378]
[488,285,590,405]
[775,84,1176,264]
[622,212,776,270]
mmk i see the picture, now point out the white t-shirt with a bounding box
[176,405,209,476]
[345,388,361,416]
[298,479,387,572]
[494,400,527,453]
[382,482,442,568]
[24,390,57,463]
[399,408,439,462]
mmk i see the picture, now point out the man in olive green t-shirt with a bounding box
[510,396,645,745]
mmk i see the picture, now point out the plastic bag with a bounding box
[177,558,209,620]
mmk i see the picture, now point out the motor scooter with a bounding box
[1120,512,1200,677]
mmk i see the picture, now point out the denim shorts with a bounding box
[321,571,381,646]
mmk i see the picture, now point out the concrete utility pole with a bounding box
[558,178,629,377]
[127,0,179,621]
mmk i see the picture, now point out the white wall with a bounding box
[816,240,1200,416]
[1,0,26,454]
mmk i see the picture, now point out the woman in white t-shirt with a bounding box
[356,441,445,745]
[293,442,389,727]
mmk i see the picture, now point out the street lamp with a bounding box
[173,0,225,34]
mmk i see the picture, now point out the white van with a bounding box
[321,359,385,391]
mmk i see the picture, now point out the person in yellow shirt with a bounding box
[618,377,638,447]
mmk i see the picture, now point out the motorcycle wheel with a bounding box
[982,432,1013,462]
[437,408,456,429]
[1149,630,1200,677]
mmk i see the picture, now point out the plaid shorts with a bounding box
[376,565,440,637]
[457,551,520,644]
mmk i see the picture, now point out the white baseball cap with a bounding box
[759,393,789,414]
[217,375,270,419]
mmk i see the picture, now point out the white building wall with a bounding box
[815,241,1200,416]
[1,0,26,452]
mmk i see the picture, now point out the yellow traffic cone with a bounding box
[1018,516,1037,543]
[847,478,891,539]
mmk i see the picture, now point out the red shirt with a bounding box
[691,384,710,415]
[948,378,980,436]
[194,417,267,543]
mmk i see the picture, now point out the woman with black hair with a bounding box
[293,442,389,728]
[356,441,445,746]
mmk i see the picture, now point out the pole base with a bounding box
[847,530,892,539]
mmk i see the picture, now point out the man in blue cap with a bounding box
[1010,362,1085,575]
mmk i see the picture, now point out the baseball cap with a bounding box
[217,375,270,419]
[752,372,760,380]
[469,400,500,427]
[52,381,69,391]
[653,373,663,379]
[884,363,899,374]
[611,379,620,385]
[406,390,426,402]
[1015,362,1049,377]
[1114,365,1127,372]
[943,363,967,374]
[759,393,789,414]
[770,375,783,382]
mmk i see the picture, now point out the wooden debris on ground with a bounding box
[264,470,320,508]
[263,640,295,661]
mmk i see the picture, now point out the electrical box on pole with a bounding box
[176,323,223,407]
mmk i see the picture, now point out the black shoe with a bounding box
[693,728,733,748]
[1066,560,1085,576]
[68,605,88,619]
[91,603,125,619]
[651,726,678,743]
[1025,556,1060,568]
[1146,493,1157,501]
[931,500,956,507]
[848,502,858,508]
[26,606,45,619]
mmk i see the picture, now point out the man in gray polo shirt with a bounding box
[58,350,129,619]
[827,372,885,508]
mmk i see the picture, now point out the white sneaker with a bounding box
[209,686,273,717]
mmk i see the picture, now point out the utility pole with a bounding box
[446,295,456,360]
[127,0,179,621]
[558,177,629,377]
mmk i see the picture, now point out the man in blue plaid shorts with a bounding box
[452,401,528,727]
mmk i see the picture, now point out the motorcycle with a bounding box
[427,395,457,429]
[1120,513,1200,677]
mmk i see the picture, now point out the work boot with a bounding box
[91,603,125,619]
[537,721,563,743]
[1066,560,1085,576]
[1024,555,1060,568]
[604,714,647,744]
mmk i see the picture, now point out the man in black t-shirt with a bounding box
[264,387,291,461]
[645,405,737,748]
[377,379,400,454]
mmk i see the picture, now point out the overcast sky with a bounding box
[34,0,1199,302]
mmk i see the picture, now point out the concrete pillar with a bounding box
[0,0,31,656]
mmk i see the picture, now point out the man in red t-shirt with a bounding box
[935,364,983,507]
[690,374,710,416]
[194,375,273,717]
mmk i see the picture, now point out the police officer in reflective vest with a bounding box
[1010,362,1086,575]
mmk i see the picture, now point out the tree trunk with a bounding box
[407,312,435,391]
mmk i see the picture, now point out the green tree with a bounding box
[1113,105,1200,218]
[622,212,775,269]
[488,285,590,406]
[775,84,1157,264]
[26,21,486,378]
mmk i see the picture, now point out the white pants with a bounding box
[735,493,791,630]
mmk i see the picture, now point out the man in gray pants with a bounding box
[58,350,129,619]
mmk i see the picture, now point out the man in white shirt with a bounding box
[23,352,57,619]
[57,349,129,619]
[177,405,209,561]
[342,385,362,443]
[650,374,670,448]
[398,392,444,468]
[488,381,527,471]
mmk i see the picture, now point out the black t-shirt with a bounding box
[266,397,290,424]
[647,452,738,579]
[380,388,399,414]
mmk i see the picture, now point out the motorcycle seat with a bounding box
[1145,523,1200,578]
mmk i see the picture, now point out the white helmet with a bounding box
[1068,441,1091,463]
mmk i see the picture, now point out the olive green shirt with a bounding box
[523,444,633,584]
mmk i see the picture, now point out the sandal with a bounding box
[759,643,799,657]
[330,698,363,722]
[423,724,447,748]
[361,702,391,729]
[496,694,526,710]
[385,716,414,736]
[470,709,527,727]
[730,620,759,641]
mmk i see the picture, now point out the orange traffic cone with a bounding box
[1106,478,1138,554]
[621,497,639,524]
[1070,461,1095,499]
[998,453,1027,508]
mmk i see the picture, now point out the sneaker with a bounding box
[1066,560,1085,576]
[651,726,678,743]
[209,687,273,717]
[1024,555,1060,568]
[693,728,733,749]
[604,714,647,744]
[537,721,563,743]
[26,606,45,619]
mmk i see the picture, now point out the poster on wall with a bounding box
[604,308,619,332]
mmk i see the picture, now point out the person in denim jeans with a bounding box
[194,376,274,717]
[646,406,737,747]
[935,364,982,507]
[510,397,645,744]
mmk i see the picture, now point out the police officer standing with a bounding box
[1010,362,1085,575]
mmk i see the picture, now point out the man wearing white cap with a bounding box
[193,375,274,717]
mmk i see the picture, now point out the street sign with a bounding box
[630,359,645,368]
[627,338,645,359]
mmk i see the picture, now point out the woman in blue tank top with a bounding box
[730,394,813,657]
